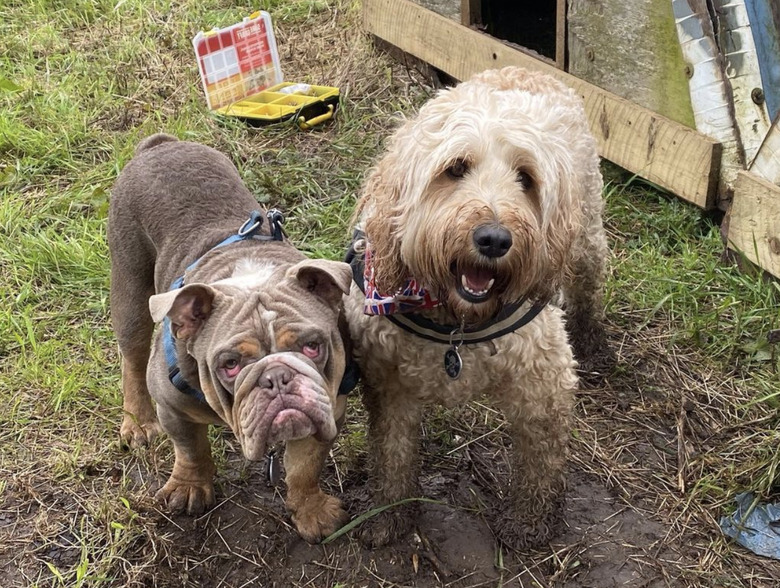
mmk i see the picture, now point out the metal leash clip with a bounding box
[267,209,286,241]
[265,447,282,486]
[238,211,264,236]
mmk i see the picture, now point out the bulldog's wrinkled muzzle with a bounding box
[232,353,336,461]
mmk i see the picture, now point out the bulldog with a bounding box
[108,134,353,542]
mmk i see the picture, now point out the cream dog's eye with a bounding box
[516,170,533,190]
[446,159,469,179]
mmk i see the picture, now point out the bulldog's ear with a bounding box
[287,259,352,308]
[148,284,218,340]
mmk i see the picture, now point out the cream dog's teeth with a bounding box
[462,273,492,297]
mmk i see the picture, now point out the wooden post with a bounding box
[728,171,780,278]
[556,0,566,69]
[461,0,480,27]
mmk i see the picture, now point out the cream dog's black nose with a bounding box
[473,225,512,258]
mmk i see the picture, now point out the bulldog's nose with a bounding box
[473,224,512,258]
[259,365,294,394]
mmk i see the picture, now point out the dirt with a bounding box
[116,447,678,587]
[4,322,780,587]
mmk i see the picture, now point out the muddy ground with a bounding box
[5,323,778,587]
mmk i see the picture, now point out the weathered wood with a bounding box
[750,113,780,184]
[728,170,780,278]
[673,0,743,204]
[745,0,780,120]
[712,0,770,167]
[363,0,721,208]
[568,0,695,128]
[461,0,480,26]
[556,0,565,68]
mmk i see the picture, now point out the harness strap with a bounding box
[163,210,284,402]
[345,229,547,345]
[163,316,206,402]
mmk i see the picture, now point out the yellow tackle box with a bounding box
[192,12,339,129]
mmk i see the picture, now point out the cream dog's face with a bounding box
[361,75,587,323]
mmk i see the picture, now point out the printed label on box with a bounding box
[193,12,282,110]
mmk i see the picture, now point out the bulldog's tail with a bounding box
[136,133,178,154]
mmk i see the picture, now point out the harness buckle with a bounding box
[238,211,264,237]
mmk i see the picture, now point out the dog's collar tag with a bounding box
[265,448,282,486]
[444,323,465,379]
[444,347,462,379]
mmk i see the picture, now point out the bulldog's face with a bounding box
[149,258,352,460]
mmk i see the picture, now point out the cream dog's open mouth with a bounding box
[452,263,497,303]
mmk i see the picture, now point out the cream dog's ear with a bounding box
[358,147,410,295]
[149,284,220,340]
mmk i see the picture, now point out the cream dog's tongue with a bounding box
[461,267,496,296]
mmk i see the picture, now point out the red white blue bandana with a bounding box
[362,247,440,315]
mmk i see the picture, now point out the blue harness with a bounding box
[162,210,285,403]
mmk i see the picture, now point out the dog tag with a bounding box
[444,347,462,379]
[266,449,281,486]
[445,324,465,380]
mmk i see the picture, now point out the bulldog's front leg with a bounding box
[284,435,349,543]
[155,411,216,515]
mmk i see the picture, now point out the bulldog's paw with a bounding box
[155,476,216,515]
[288,492,349,544]
[358,504,415,548]
[120,415,163,449]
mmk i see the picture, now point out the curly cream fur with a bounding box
[347,67,608,549]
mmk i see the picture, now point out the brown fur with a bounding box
[109,134,353,543]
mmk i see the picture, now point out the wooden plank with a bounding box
[712,0,771,165]
[745,0,780,120]
[364,0,721,208]
[673,0,743,202]
[750,113,780,183]
[728,170,780,278]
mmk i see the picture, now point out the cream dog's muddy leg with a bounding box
[359,381,423,547]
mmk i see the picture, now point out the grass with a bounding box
[1,0,780,586]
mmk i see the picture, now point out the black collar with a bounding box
[345,230,547,345]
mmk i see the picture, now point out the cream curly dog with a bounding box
[345,67,608,549]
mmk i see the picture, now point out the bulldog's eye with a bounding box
[223,358,241,379]
[302,342,321,359]
[516,170,533,190]
[445,159,469,179]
